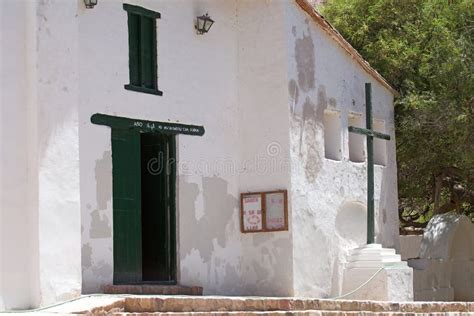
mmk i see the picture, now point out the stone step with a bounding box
[107,311,466,315]
[44,295,474,314]
[103,285,203,296]
[347,253,401,262]
[346,261,408,269]
[345,244,407,270]
[350,248,396,256]
[84,296,474,315]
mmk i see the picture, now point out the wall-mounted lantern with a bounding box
[195,13,214,35]
[84,0,98,9]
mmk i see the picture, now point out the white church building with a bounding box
[0,0,403,310]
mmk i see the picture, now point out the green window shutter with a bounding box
[127,13,141,87]
[124,4,161,95]
[140,16,156,89]
[112,129,142,284]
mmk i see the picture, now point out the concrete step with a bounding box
[103,285,203,296]
[347,253,401,262]
[350,248,396,256]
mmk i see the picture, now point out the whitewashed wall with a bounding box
[283,1,398,297]
[36,0,82,307]
[80,0,295,297]
[237,1,293,296]
[0,0,81,310]
[0,0,32,309]
[79,0,243,294]
[1,0,400,308]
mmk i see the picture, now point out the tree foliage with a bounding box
[321,0,474,229]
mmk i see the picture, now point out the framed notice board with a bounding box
[240,190,288,233]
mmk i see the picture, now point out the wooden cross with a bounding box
[348,83,391,244]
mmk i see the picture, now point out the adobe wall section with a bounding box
[284,1,398,297]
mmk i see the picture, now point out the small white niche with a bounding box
[348,113,365,163]
[374,119,387,166]
[324,110,342,161]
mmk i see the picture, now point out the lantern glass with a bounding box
[203,18,214,33]
[196,13,214,34]
[197,16,206,32]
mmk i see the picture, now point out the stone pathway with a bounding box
[16,295,474,315]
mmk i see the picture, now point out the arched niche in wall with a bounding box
[331,201,367,296]
[335,201,367,246]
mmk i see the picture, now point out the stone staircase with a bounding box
[81,296,474,315]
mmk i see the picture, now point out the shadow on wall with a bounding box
[407,213,474,301]
[331,201,367,296]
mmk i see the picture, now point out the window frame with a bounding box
[123,3,163,96]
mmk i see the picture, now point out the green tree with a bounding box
[321,0,474,229]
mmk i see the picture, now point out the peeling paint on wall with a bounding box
[180,176,238,263]
[317,85,328,120]
[252,234,272,248]
[295,30,315,92]
[288,79,299,112]
[300,96,322,182]
[90,209,111,239]
[223,264,240,286]
[94,150,112,210]
[181,181,202,221]
[252,260,269,281]
[82,243,92,268]
[91,261,112,278]
[245,237,293,294]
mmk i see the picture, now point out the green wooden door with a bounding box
[112,129,142,284]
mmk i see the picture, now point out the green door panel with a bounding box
[112,129,142,284]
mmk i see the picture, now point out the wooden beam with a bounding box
[91,113,205,136]
[348,126,391,140]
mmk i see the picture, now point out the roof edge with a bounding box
[294,0,399,97]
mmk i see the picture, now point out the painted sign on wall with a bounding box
[240,190,288,233]
[242,194,263,232]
